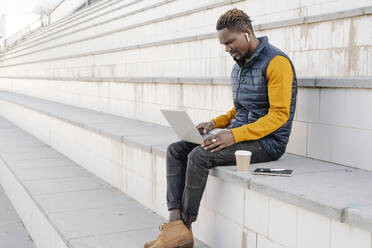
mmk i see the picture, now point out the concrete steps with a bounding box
[2,0,170,59]
[2,0,115,52]
[0,184,36,248]
[0,0,371,246]
[1,3,371,80]
[0,89,371,247]
[0,0,228,64]
[0,116,208,248]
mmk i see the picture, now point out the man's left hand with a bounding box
[201,130,235,152]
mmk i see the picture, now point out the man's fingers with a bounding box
[203,139,221,150]
[196,125,206,134]
[197,123,210,135]
[196,123,204,129]
[204,134,217,142]
[202,134,218,147]
[204,142,220,151]
[211,143,226,152]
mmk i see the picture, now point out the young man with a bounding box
[145,8,297,248]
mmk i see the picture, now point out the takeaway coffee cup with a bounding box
[235,150,252,172]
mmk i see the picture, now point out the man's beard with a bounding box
[233,48,250,65]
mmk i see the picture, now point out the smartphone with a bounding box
[252,168,293,177]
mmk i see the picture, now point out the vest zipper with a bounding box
[236,68,242,104]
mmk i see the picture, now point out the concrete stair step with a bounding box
[0,185,36,248]
[0,117,208,248]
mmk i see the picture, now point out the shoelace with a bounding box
[158,223,168,231]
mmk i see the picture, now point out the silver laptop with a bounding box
[161,109,223,144]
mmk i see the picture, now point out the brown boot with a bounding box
[144,239,156,248]
[144,225,193,248]
[147,220,194,248]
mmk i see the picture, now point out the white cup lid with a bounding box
[235,150,252,156]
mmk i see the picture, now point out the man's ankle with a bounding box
[168,208,181,222]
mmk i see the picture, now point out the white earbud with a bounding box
[245,33,250,42]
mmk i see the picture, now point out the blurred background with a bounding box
[1,0,60,42]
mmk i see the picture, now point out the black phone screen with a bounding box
[252,168,293,176]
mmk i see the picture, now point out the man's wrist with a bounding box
[210,120,215,128]
[228,129,236,143]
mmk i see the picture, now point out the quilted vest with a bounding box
[228,36,297,160]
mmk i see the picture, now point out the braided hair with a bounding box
[216,8,253,32]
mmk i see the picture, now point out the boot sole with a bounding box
[177,240,194,248]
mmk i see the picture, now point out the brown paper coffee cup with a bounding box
[235,150,252,172]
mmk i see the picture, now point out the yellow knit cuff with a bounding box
[230,126,248,143]
[212,117,226,128]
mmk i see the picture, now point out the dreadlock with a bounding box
[216,8,253,32]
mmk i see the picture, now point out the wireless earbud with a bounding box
[245,33,250,42]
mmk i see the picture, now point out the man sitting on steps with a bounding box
[144,8,298,248]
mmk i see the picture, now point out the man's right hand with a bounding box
[196,121,215,135]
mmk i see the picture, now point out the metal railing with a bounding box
[1,16,50,52]
[1,0,103,52]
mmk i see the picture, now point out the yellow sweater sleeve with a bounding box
[230,55,294,143]
[212,108,236,128]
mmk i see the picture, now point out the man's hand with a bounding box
[196,121,215,135]
[201,130,235,152]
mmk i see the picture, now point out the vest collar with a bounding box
[234,36,269,68]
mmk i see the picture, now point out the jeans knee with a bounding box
[187,146,203,160]
[187,146,210,169]
[167,141,184,157]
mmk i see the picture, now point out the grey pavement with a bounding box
[0,116,208,248]
[0,90,372,232]
[0,186,36,248]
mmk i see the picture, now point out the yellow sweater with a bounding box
[212,55,294,143]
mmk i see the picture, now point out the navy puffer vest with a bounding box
[228,36,297,160]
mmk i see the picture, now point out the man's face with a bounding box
[217,28,249,61]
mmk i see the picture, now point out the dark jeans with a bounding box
[166,139,274,227]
